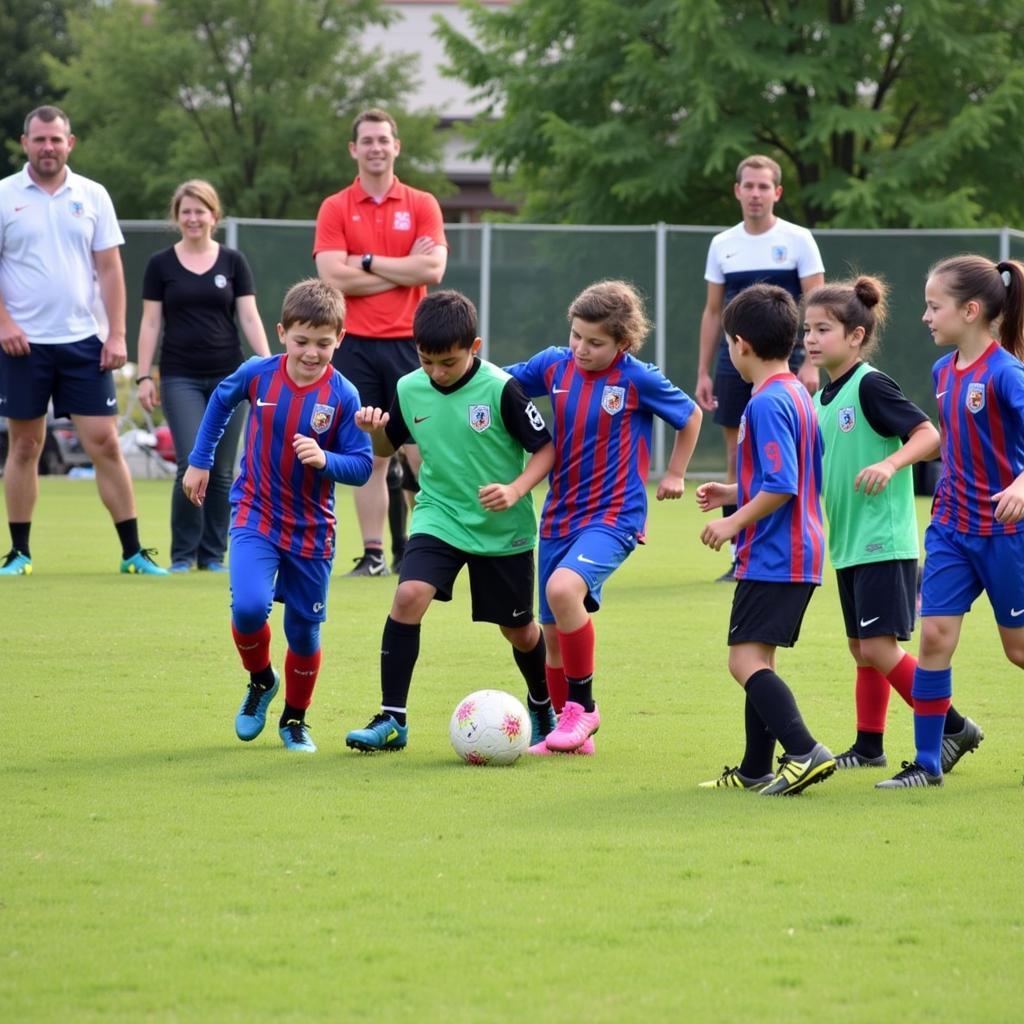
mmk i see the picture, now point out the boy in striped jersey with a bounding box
[697,284,835,795]
[183,279,373,753]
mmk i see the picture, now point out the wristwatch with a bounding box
[361,253,374,272]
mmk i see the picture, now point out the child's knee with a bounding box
[391,580,432,621]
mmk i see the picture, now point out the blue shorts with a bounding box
[537,526,637,625]
[229,527,333,625]
[0,336,117,419]
[920,522,1024,628]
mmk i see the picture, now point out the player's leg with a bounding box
[276,608,323,754]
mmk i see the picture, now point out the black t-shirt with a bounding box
[142,245,256,378]
[819,362,928,441]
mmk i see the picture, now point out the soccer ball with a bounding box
[449,689,531,766]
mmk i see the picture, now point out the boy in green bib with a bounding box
[345,290,556,752]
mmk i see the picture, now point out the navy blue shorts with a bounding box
[0,336,117,419]
[728,580,817,647]
[835,559,918,641]
[332,334,419,411]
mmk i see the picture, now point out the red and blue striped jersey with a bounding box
[735,373,825,583]
[189,355,373,559]
[505,347,697,541]
[932,342,1024,536]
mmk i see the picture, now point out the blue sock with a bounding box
[912,666,952,776]
[914,713,946,776]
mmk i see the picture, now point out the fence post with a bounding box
[224,216,239,250]
[654,221,667,474]
[479,221,492,360]
[1000,226,1010,263]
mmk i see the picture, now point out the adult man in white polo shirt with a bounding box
[0,106,166,576]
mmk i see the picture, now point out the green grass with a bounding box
[2,480,1023,1023]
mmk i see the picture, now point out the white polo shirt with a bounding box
[0,164,124,344]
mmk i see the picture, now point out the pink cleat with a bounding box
[544,701,600,752]
[527,735,596,756]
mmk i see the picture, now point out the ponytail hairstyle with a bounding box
[568,280,651,355]
[929,254,1024,359]
[802,275,888,361]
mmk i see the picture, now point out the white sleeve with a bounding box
[704,235,725,284]
[796,228,825,278]
[91,184,125,252]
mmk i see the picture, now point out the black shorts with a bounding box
[835,559,918,641]
[332,333,419,411]
[0,336,117,419]
[400,533,535,627]
[728,580,817,647]
[712,344,807,428]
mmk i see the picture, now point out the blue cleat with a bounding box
[528,700,557,745]
[235,671,280,741]
[120,548,170,575]
[345,712,408,752]
[279,718,317,753]
[199,560,228,573]
[0,549,32,576]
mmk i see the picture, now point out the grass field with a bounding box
[2,479,1023,1023]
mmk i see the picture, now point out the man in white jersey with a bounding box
[0,106,166,576]
[695,154,825,581]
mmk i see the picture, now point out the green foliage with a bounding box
[48,0,452,217]
[438,0,1024,227]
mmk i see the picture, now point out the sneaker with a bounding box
[714,562,737,583]
[235,671,280,741]
[120,548,170,575]
[941,717,984,773]
[345,712,408,752]
[279,718,317,753]
[528,701,557,745]
[199,560,228,573]
[527,736,596,756]
[698,765,775,790]
[834,746,888,769]
[876,760,943,789]
[169,560,192,573]
[761,743,836,796]
[0,549,32,576]
[344,551,390,577]
[544,701,600,752]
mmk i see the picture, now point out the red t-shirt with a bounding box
[313,176,447,338]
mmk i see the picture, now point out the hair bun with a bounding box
[853,275,882,309]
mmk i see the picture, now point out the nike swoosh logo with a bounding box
[14,205,29,213]
[860,616,880,627]
[512,608,529,617]
[105,397,117,407]
[936,391,948,399]
[576,554,598,564]
[1011,608,1024,618]
[256,398,276,407]
[729,625,739,633]
[414,415,430,423]
[552,388,570,394]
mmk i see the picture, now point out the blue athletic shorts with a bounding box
[229,527,333,625]
[0,336,117,419]
[920,521,1024,628]
[537,526,637,625]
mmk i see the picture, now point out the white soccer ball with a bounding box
[449,689,531,766]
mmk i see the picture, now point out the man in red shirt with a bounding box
[314,109,448,576]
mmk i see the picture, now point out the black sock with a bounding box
[855,730,884,759]
[944,705,966,735]
[567,675,594,712]
[513,631,550,705]
[739,693,776,779]
[381,616,420,719]
[744,668,816,757]
[279,703,305,727]
[9,521,31,558]
[114,518,141,560]
[251,665,276,690]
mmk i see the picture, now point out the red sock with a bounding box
[885,652,916,708]
[285,648,322,710]
[546,664,568,713]
[556,619,595,682]
[855,666,890,733]
[231,622,271,673]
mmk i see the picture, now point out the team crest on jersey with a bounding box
[966,382,986,414]
[771,245,788,264]
[310,404,335,434]
[601,386,626,415]
[469,404,491,432]
[393,210,412,231]
[737,415,747,446]
[69,201,84,217]
[838,406,856,432]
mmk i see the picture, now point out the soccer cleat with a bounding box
[528,701,557,745]
[698,766,775,790]
[761,743,836,796]
[235,671,280,741]
[120,548,170,575]
[715,561,737,583]
[0,549,32,576]
[834,746,888,769]
[544,700,600,752]
[279,718,317,753]
[527,736,596,756]
[344,551,390,577]
[169,560,192,573]
[345,712,408,752]
[876,760,943,789]
[199,560,228,573]
[940,718,984,774]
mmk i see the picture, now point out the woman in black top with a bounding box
[136,180,270,571]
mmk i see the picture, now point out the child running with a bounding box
[804,275,981,771]
[696,284,834,795]
[505,280,702,755]
[878,255,1024,788]
[183,279,373,752]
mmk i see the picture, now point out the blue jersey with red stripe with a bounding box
[735,373,825,583]
[932,342,1024,536]
[189,355,373,559]
[505,347,697,541]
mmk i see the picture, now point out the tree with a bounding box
[437,0,1024,227]
[48,0,451,218]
